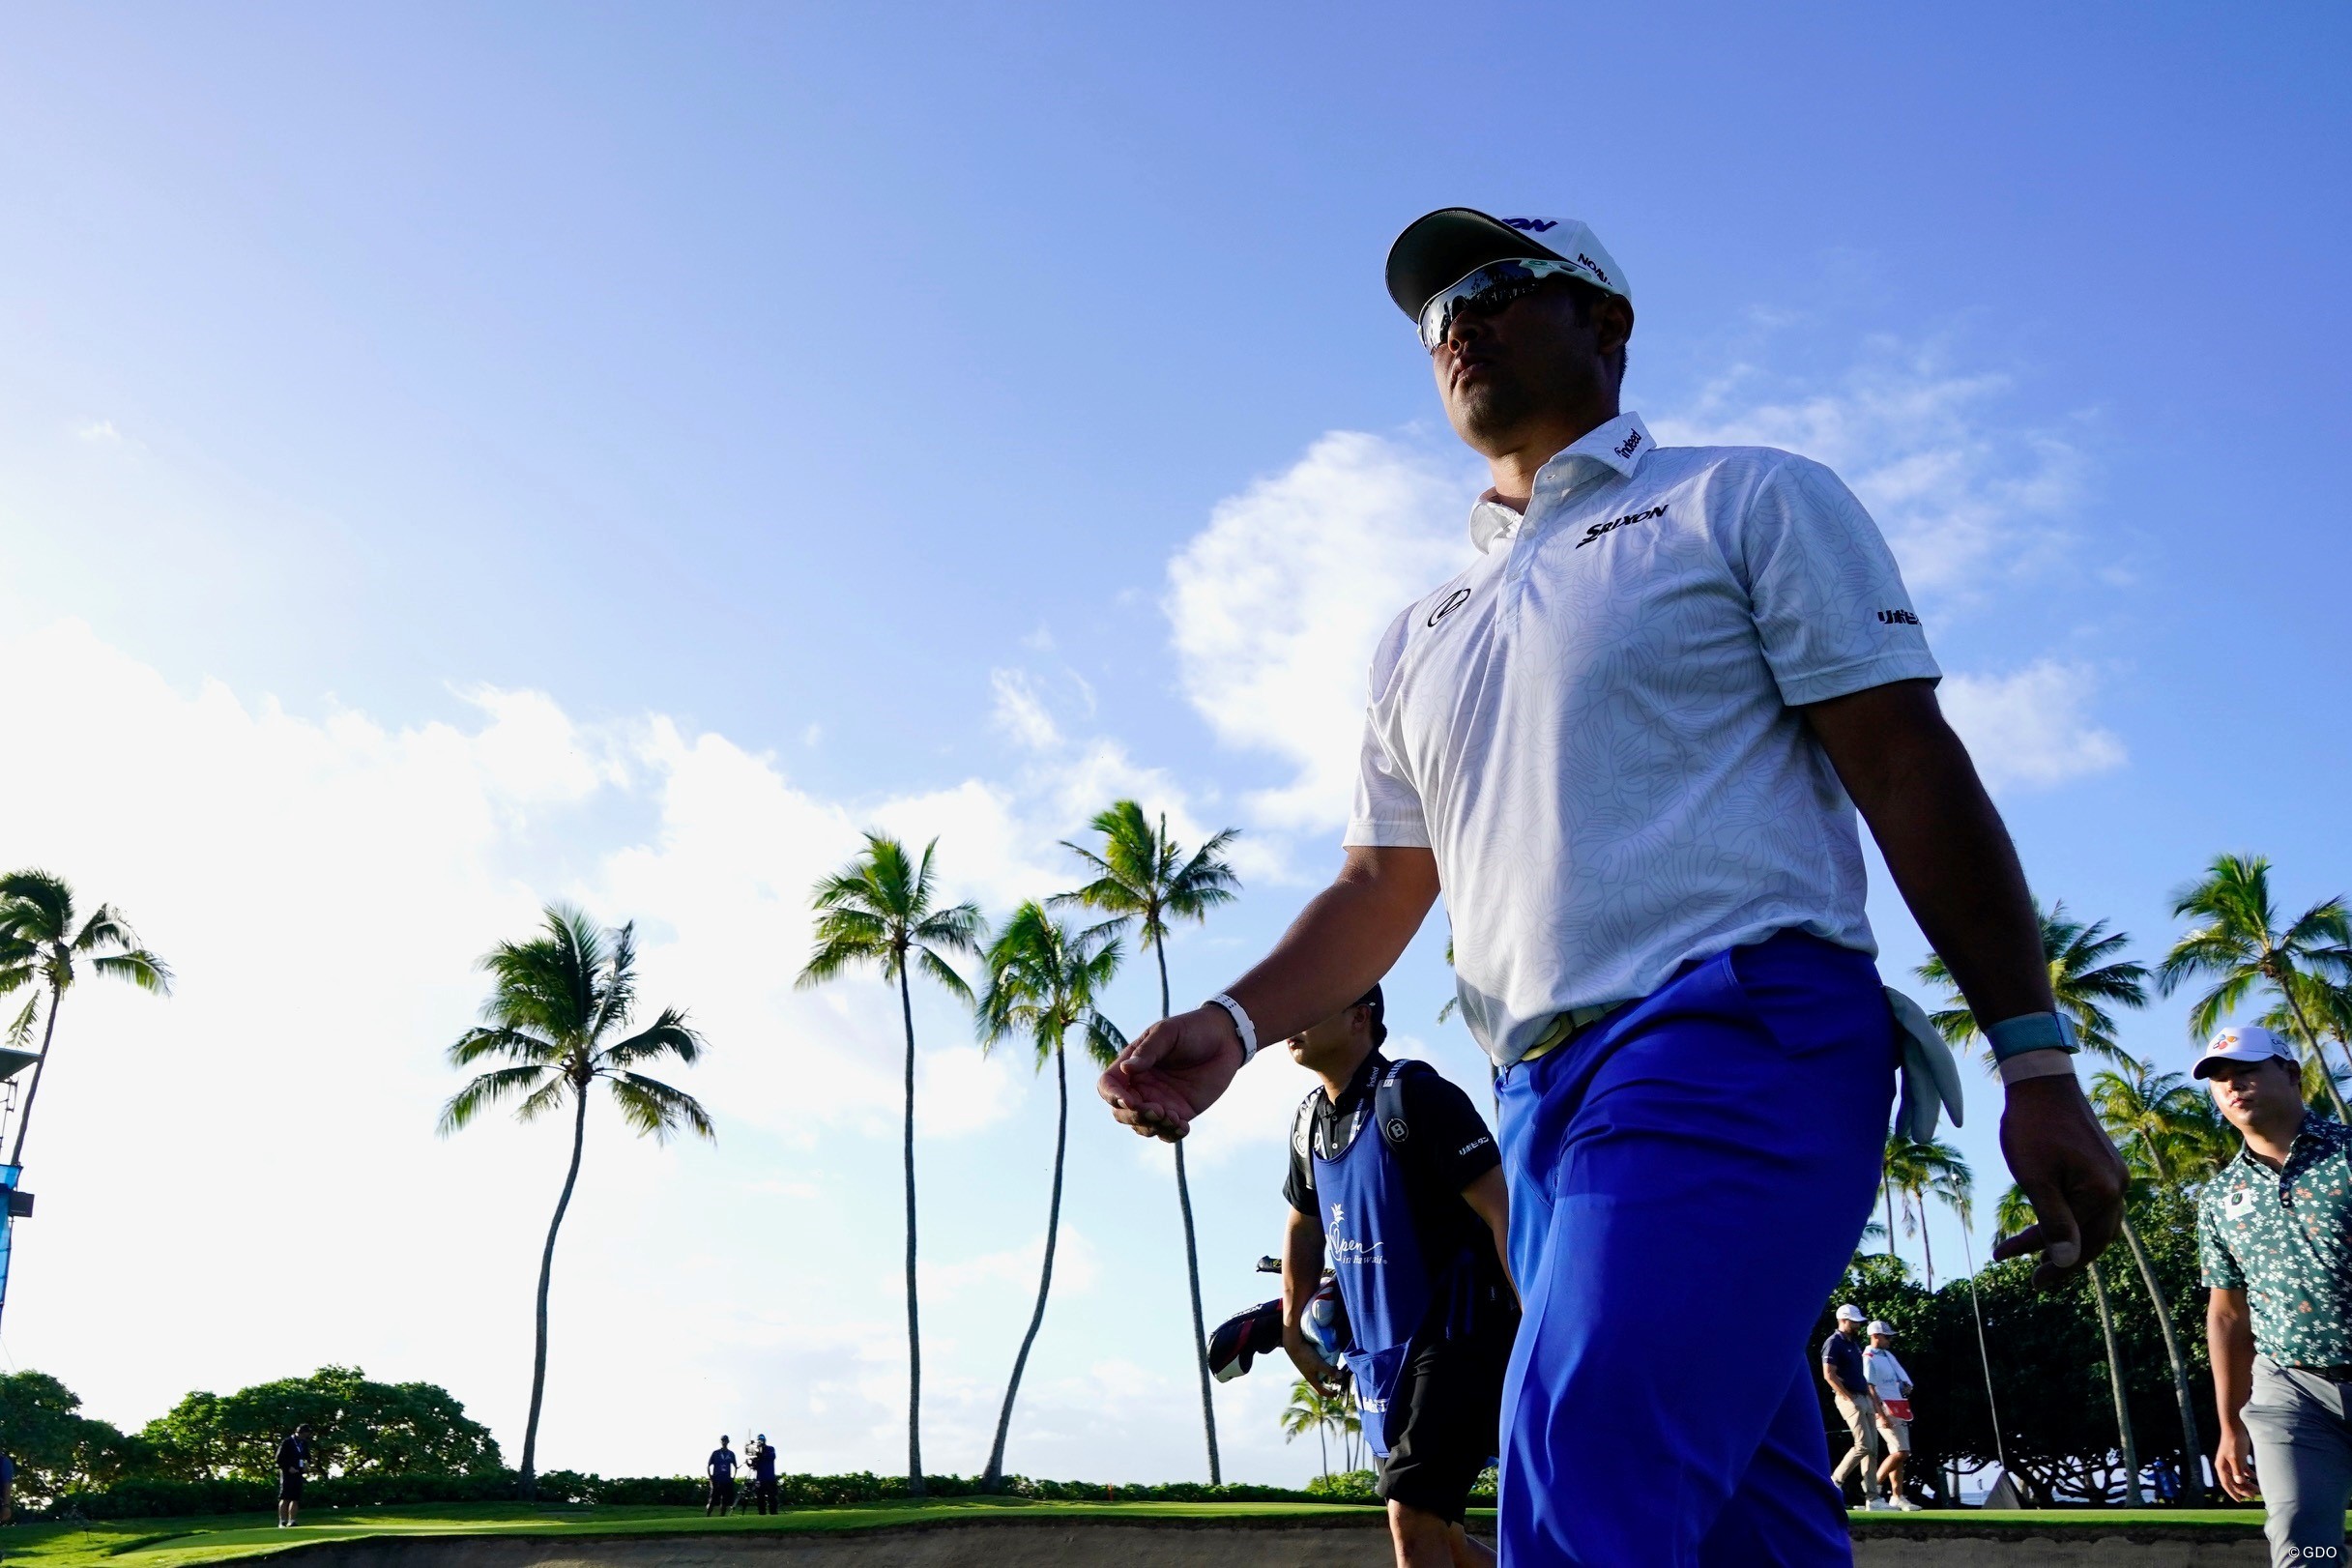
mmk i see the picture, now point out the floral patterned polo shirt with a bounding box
[2198,1113,2352,1367]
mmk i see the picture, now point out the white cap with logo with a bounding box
[1384,208,1632,321]
[1835,1303,1866,1322]
[1867,1321,1896,1337]
[2193,1024,2298,1080]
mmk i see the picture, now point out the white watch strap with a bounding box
[1206,993,1259,1064]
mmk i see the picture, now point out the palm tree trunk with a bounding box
[2118,1211,2203,1500]
[6,986,64,1168]
[983,1040,1068,1489]
[1918,1194,1935,1292]
[2277,983,2352,1121]
[2085,1261,2143,1505]
[1883,1179,1899,1266]
[1954,1223,2012,1486]
[1154,940,1222,1486]
[897,965,926,1497]
[517,1080,590,1501]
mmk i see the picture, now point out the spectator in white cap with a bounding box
[1098,201,2126,1566]
[1820,1304,1882,1502]
[2197,1024,2352,1565]
[1864,1321,1919,1509]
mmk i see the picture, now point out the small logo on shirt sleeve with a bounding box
[1876,608,1921,625]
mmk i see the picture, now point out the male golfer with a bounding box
[1100,206,2125,1564]
[275,1424,311,1528]
[1281,984,1515,1567]
[1820,1305,1882,1504]
[1863,1322,1919,1510]
[2199,1025,2352,1566]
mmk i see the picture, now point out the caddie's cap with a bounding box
[1385,209,1632,321]
[1868,1321,1896,1337]
[1836,1303,1866,1322]
[2193,1024,2298,1080]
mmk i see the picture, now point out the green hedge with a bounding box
[49,1469,1372,1520]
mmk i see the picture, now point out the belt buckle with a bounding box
[1519,1002,1619,1065]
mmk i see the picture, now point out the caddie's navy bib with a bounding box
[1314,1061,1437,1459]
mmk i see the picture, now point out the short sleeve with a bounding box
[1344,609,1431,849]
[1398,1063,1501,1192]
[2198,1198,2246,1291]
[1737,457,1943,708]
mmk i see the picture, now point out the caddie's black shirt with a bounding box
[1285,1052,1506,1297]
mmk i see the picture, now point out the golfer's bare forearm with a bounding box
[2209,1289,2255,1424]
[1805,682,2052,1027]
[1461,1166,1517,1300]
[1225,846,1440,1046]
[1282,1206,1326,1329]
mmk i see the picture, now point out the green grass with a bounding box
[0,1499,1380,1568]
[0,1497,2292,1568]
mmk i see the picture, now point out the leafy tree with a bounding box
[1918,900,2147,1071]
[0,871,171,1166]
[797,833,981,1498]
[1057,801,1238,1484]
[438,906,711,1500]
[139,1367,500,1481]
[975,902,1124,1491]
[2158,853,2352,1120]
[0,1371,148,1504]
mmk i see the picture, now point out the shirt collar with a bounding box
[1321,1051,1389,1111]
[1467,411,1654,554]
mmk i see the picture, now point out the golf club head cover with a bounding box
[1207,1297,1286,1382]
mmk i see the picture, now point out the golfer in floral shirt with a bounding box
[2197,1026,2352,1567]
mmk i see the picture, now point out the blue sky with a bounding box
[3,1,2347,1486]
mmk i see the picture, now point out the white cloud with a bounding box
[1650,337,2087,601]
[1939,660,2127,792]
[1165,432,1471,834]
[989,669,1063,751]
[924,1226,1101,1301]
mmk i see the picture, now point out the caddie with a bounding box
[1280,984,1516,1567]
[1099,205,2126,1564]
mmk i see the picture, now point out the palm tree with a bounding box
[437,906,711,1500]
[1918,901,2149,1072]
[0,871,171,1167]
[1998,1183,2141,1505]
[2158,853,2352,1120]
[1057,800,1239,1484]
[1281,1377,1361,1479]
[797,833,982,1497]
[1882,1136,1971,1291]
[2089,1069,2213,1497]
[2260,972,2352,1118]
[975,902,1125,1490]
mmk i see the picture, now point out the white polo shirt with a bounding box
[1345,412,1940,1067]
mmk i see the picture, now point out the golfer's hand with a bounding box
[1282,1321,1344,1396]
[2216,1419,2259,1501]
[1991,1072,2127,1288]
[1097,1005,1244,1142]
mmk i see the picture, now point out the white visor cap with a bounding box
[2193,1024,2299,1080]
[1384,208,1631,322]
[1867,1321,1896,1337]
[1836,1304,1866,1321]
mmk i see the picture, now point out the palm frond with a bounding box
[436,1064,560,1135]
[1084,1008,1128,1068]
[598,1007,703,1067]
[589,920,640,1041]
[0,871,75,945]
[5,998,37,1049]
[88,949,173,995]
[914,946,973,1003]
[447,1025,567,1068]
[606,1071,715,1143]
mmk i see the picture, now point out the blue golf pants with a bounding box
[1493,930,1896,1566]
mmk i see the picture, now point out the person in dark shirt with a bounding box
[1820,1306,1884,1504]
[1281,983,1516,1568]
[705,1436,739,1516]
[275,1425,313,1528]
[747,1433,779,1515]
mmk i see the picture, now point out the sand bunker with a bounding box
[274,1518,2272,1567]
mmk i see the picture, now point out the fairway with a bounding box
[0,1502,2303,1568]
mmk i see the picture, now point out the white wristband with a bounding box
[1206,994,1259,1064]
[1998,1048,2078,1087]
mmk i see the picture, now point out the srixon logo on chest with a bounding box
[1576,504,1667,548]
